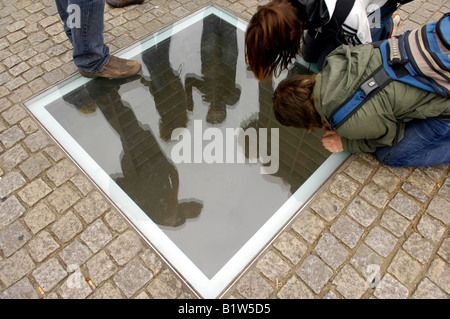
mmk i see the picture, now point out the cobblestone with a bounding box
[365,226,398,258]
[0,220,31,257]
[114,258,152,298]
[0,0,448,301]
[296,255,333,294]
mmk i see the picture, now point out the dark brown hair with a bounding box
[245,0,304,80]
[272,74,322,131]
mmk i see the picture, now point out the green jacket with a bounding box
[313,44,450,153]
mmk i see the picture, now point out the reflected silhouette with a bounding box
[140,36,189,142]
[185,14,241,124]
[63,76,202,227]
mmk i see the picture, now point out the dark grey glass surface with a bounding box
[44,14,330,278]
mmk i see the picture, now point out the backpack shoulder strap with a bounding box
[329,64,392,130]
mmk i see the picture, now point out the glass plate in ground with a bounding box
[24,5,348,298]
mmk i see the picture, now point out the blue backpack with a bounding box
[329,12,450,131]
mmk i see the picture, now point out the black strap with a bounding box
[329,64,392,129]
[324,0,356,44]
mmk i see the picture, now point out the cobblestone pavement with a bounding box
[0,0,449,300]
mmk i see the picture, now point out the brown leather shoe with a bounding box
[79,56,141,79]
[106,0,144,8]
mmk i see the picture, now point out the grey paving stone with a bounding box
[315,233,349,270]
[343,159,374,183]
[426,195,450,224]
[437,238,450,263]
[332,265,367,299]
[51,210,83,243]
[388,250,423,288]
[407,168,436,195]
[276,275,314,299]
[417,215,446,244]
[19,152,51,180]
[379,208,410,238]
[296,255,333,294]
[330,214,364,249]
[0,277,38,299]
[59,269,92,299]
[235,270,273,299]
[17,178,52,206]
[0,196,25,229]
[23,201,56,234]
[107,230,143,266]
[0,144,28,171]
[374,273,409,299]
[114,258,153,298]
[310,193,344,222]
[59,240,92,270]
[74,191,110,224]
[47,183,81,213]
[291,209,326,244]
[31,257,66,291]
[27,230,60,263]
[86,250,118,286]
[360,182,389,209]
[1,105,27,125]
[421,165,448,182]
[350,244,383,285]
[256,250,290,282]
[412,278,448,299]
[427,257,450,294]
[147,268,185,299]
[329,174,359,201]
[438,178,450,200]
[104,209,129,233]
[372,166,401,193]
[23,130,50,152]
[346,197,379,227]
[365,226,398,258]
[80,219,112,254]
[139,249,163,275]
[70,174,94,196]
[89,281,123,299]
[0,171,26,198]
[273,232,307,265]
[388,193,421,220]
[46,158,79,187]
[0,220,31,257]
[0,249,35,288]
[402,232,434,264]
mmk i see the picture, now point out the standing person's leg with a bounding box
[375,118,450,167]
[55,0,141,78]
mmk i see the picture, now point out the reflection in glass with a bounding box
[40,12,330,279]
[184,15,241,125]
[63,76,203,227]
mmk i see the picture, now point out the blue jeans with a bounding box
[55,0,110,73]
[376,119,450,167]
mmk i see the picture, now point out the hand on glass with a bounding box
[322,129,344,153]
